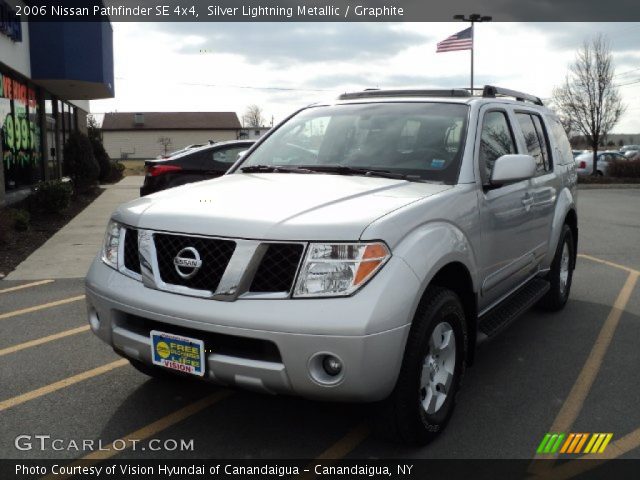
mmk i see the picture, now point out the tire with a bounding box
[128,358,187,381]
[596,170,604,177]
[376,286,467,445]
[537,224,575,311]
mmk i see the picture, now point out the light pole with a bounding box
[453,13,492,91]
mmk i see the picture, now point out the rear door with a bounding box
[513,111,558,265]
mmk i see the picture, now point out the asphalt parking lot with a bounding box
[1,189,639,475]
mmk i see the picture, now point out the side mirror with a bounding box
[490,154,537,185]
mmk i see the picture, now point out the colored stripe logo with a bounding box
[537,433,613,454]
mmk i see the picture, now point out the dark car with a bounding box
[140,140,254,196]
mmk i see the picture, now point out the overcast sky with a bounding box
[91,22,640,133]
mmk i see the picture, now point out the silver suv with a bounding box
[86,86,578,445]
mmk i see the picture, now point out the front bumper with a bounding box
[85,256,419,402]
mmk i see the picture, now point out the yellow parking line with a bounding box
[41,390,232,480]
[0,279,54,294]
[529,271,638,474]
[0,295,85,321]
[0,359,128,412]
[578,254,640,275]
[0,325,91,357]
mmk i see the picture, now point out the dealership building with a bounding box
[0,2,114,206]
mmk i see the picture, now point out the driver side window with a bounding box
[480,111,516,181]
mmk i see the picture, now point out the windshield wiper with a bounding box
[301,165,424,182]
[240,165,314,174]
[241,164,426,182]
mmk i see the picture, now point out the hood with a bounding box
[113,173,452,240]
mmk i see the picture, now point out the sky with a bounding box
[91,22,640,133]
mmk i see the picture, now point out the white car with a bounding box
[575,151,625,176]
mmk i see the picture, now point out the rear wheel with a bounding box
[376,287,467,445]
[538,224,575,311]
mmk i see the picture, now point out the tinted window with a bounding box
[480,111,516,180]
[240,103,470,184]
[516,113,550,172]
[531,115,551,170]
[212,146,249,164]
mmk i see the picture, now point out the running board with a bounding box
[478,278,550,339]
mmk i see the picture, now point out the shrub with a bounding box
[30,180,73,213]
[64,132,99,192]
[608,159,640,178]
[95,146,112,182]
[7,208,30,231]
[103,160,124,183]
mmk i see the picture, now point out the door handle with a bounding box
[522,195,534,211]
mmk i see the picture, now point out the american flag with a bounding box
[436,27,473,53]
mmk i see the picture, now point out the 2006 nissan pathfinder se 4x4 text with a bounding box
[86,86,578,445]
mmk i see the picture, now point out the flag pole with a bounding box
[453,14,492,93]
[470,21,474,91]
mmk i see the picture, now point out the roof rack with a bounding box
[338,89,471,100]
[337,86,544,106]
[482,85,543,106]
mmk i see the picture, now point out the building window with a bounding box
[0,70,43,190]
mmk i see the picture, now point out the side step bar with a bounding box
[478,278,550,339]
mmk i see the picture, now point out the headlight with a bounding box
[293,242,390,297]
[101,220,122,270]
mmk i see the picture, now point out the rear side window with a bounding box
[516,113,551,172]
[479,111,517,180]
[547,116,573,165]
[212,146,248,164]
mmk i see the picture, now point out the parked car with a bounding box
[141,140,255,196]
[620,144,640,155]
[575,151,625,176]
[87,86,577,445]
[155,142,212,160]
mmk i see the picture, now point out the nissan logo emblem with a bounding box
[173,247,203,279]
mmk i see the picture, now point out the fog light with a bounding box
[322,355,343,376]
[88,307,101,331]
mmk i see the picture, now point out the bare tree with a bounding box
[157,136,172,155]
[553,35,625,175]
[243,104,265,128]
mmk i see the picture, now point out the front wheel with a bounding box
[537,224,575,311]
[376,286,467,445]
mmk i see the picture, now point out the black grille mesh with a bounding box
[250,243,304,293]
[123,228,141,274]
[154,233,235,292]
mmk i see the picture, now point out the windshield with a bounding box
[237,102,469,183]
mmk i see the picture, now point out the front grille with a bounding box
[250,243,304,293]
[123,228,141,274]
[154,233,236,292]
[121,314,282,363]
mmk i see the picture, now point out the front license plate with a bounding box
[150,330,205,377]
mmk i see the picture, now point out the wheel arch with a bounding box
[426,262,477,365]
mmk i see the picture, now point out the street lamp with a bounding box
[453,13,492,91]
